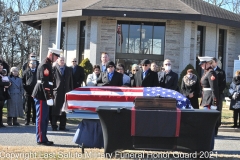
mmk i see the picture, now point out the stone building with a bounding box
[20,0,240,81]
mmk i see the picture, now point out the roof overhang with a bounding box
[19,9,240,30]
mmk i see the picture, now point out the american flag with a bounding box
[65,86,192,112]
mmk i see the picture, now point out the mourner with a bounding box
[7,67,24,126]
[22,60,37,125]
[133,59,159,87]
[71,58,85,89]
[181,69,201,109]
[198,56,219,150]
[86,65,101,86]
[32,48,60,146]
[151,62,158,72]
[212,57,226,135]
[0,56,10,75]
[229,70,240,128]
[97,61,123,86]
[52,57,73,131]
[158,59,178,91]
[116,63,130,86]
[0,64,11,128]
[100,52,109,72]
[22,53,39,71]
[129,64,140,87]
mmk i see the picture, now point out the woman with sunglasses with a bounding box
[129,64,139,87]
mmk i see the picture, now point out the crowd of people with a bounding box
[0,49,240,147]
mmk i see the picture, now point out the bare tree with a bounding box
[204,0,240,14]
[0,0,67,69]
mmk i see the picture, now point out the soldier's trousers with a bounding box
[34,98,49,143]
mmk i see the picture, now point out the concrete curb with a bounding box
[219,127,240,132]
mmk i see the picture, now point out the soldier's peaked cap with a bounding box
[198,56,213,65]
[48,48,62,57]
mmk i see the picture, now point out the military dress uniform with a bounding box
[32,48,61,145]
[200,68,219,108]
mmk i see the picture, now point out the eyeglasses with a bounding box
[164,64,171,66]
[133,69,139,72]
[142,64,148,67]
[72,61,76,62]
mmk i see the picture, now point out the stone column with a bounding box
[89,17,101,65]
[65,18,79,66]
[179,21,191,74]
[40,20,50,61]
[205,24,218,57]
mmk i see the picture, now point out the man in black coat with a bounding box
[71,58,84,89]
[97,61,123,86]
[22,60,37,125]
[0,63,11,128]
[52,57,73,131]
[22,53,40,72]
[133,59,159,87]
[158,59,178,91]
[212,57,226,135]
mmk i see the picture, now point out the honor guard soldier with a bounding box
[32,48,61,146]
[198,56,219,150]
[199,56,219,109]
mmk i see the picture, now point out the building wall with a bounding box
[40,17,240,81]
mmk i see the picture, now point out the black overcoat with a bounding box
[97,71,123,86]
[52,64,73,115]
[72,65,85,89]
[133,69,159,87]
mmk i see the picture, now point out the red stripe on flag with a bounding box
[66,94,137,102]
[131,107,136,136]
[68,106,97,112]
[73,87,143,93]
[175,108,181,137]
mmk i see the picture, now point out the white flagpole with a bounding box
[56,0,62,49]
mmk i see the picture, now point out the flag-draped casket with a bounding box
[65,86,192,112]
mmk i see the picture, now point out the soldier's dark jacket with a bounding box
[32,58,53,100]
[200,68,219,108]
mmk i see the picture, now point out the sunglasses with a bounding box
[142,64,148,66]
[133,69,138,72]
[108,65,114,68]
[164,64,171,66]
[72,61,76,62]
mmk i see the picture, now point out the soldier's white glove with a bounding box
[232,92,238,100]
[47,99,54,106]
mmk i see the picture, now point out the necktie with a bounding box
[60,68,64,75]
[108,73,113,81]
[143,72,146,79]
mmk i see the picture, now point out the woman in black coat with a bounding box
[229,70,240,128]
[181,69,201,109]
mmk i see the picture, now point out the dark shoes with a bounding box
[37,141,54,146]
[25,122,29,125]
[59,128,69,131]
[13,122,20,126]
[0,123,6,128]
[52,128,69,131]
[52,128,57,131]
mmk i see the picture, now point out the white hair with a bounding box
[10,67,18,72]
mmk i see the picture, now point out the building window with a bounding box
[196,26,205,76]
[60,22,65,50]
[116,21,165,55]
[218,29,225,69]
[79,21,86,63]
[116,21,165,70]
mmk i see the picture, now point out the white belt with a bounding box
[203,88,211,91]
[37,80,53,85]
